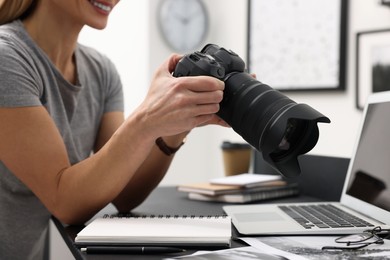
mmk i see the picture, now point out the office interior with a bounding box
[49,0,390,258]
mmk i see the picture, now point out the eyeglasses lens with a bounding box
[336,233,374,244]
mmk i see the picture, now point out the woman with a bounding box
[0,0,226,258]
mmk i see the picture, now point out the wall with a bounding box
[79,0,390,187]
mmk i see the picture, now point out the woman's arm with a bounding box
[0,54,224,225]
[0,105,156,224]
[93,111,187,212]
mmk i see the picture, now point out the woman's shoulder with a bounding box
[0,20,28,43]
[0,20,36,58]
[0,19,21,32]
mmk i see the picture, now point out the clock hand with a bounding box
[186,8,202,19]
[172,12,190,25]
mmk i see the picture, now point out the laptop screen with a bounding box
[345,100,390,212]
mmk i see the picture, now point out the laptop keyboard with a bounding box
[278,204,375,229]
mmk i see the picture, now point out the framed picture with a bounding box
[248,0,348,91]
[356,29,390,110]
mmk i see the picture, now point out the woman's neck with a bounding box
[22,3,83,84]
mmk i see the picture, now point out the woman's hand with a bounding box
[136,54,226,138]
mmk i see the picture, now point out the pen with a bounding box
[80,246,186,254]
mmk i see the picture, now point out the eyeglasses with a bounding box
[322,226,390,251]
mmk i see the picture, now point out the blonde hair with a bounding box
[0,0,35,25]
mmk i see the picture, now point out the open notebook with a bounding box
[224,91,390,235]
[74,214,232,248]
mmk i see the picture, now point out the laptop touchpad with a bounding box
[235,212,284,222]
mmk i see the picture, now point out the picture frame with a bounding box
[247,0,348,91]
[356,29,390,110]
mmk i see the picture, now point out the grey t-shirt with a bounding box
[0,20,124,259]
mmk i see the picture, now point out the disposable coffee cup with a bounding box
[221,141,252,176]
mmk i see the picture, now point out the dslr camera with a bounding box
[173,44,330,178]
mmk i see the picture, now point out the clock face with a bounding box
[158,0,209,53]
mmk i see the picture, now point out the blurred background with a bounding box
[78,0,390,184]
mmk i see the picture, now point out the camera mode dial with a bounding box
[173,52,225,79]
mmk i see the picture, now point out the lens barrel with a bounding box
[219,72,330,177]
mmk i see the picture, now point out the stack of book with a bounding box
[177,173,299,203]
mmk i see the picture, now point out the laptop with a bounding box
[223,91,390,235]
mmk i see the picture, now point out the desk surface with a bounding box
[52,186,319,260]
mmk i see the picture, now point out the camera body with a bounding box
[173,44,330,178]
[173,47,244,80]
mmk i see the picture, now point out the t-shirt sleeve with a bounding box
[0,37,43,108]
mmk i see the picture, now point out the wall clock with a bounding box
[158,0,209,53]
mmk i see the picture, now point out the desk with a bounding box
[52,186,320,260]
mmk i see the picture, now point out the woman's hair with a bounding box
[0,0,35,25]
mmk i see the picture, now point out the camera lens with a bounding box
[173,44,330,177]
[271,119,309,159]
[219,72,330,178]
[277,119,300,152]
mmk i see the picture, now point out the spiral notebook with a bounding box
[74,214,232,248]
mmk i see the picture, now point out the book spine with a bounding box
[188,187,299,203]
[232,188,299,203]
